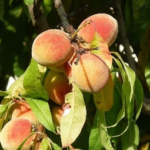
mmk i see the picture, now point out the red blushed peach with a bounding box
[44,71,72,105]
[11,101,39,125]
[77,13,118,46]
[32,29,73,67]
[72,53,109,93]
[0,118,36,150]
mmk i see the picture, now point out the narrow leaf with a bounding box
[8,74,26,98]
[23,59,48,100]
[24,0,34,5]
[134,77,144,120]
[0,91,10,97]
[51,141,62,150]
[16,132,36,150]
[39,137,52,150]
[26,98,55,132]
[60,82,86,147]
[0,104,8,118]
[93,74,114,111]
[98,111,114,150]
[89,111,103,150]
[121,122,139,150]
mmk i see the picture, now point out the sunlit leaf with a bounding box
[8,75,26,98]
[89,111,103,150]
[24,0,34,5]
[26,98,55,132]
[121,122,139,150]
[51,141,62,150]
[0,91,10,97]
[145,61,150,90]
[16,132,36,150]
[60,82,86,147]
[39,137,52,150]
[93,74,114,111]
[23,59,48,100]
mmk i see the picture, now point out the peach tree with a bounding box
[0,0,148,150]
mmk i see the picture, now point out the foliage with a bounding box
[0,0,150,150]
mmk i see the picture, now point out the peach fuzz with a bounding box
[0,118,36,150]
[77,13,118,46]
[11,101,39,125]
[72,53,109,93]
[32,29,73,67]
[44,71,72,105]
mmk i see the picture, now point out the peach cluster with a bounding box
[0,101,40,150]
[31,13,118,125]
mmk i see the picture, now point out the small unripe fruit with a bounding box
[44,71,72,105]
[32,29,73,67]
[11,101,39,125]
[0,118,36,150]
[72,53,109,93]
[77,13,118,46]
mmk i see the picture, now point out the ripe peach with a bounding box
[11,101,39,125]
[0,118,36,150]
[44,71,72,105]
[77,13,118,46]
[72,53,109,93]
[32,29,73,67]
[51,105,71,126]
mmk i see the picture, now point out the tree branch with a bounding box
[53,0,75,34]
[113,0,150,116]
[27,0,49,34]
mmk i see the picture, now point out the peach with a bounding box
[11,101,39,125]
[32,29,73,67]
[77,13,118,46]
[0,118,36,150]
[44,71,72,105]
[72,53,109,93]
[51,105,71,126]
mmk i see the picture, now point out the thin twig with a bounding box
[53,0,75,34]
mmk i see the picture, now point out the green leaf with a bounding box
[39,137,52,150]
[16,132,36,150]
[134,77,143,120]
[121,122,139,150]
[0,104,9,118]
[24,0,34,5]
[0,91,10,97]
[89,111,103,150]
[112,52,136,103]
[26,98,55,132]
[93,74,114,111]
[51,141,62,150]
[90,32,101,55]
[98,111,114,150]
[60,82,86,147]
[145,61,150,90]
[8,74,26,98]
[23,59,48,100]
